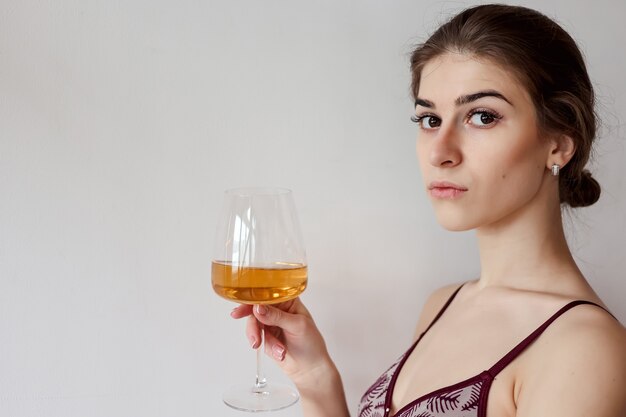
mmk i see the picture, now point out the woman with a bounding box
[231,4,626,417]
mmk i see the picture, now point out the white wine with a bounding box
[212,261,307,304]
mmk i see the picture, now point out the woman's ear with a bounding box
[546,134,576,170]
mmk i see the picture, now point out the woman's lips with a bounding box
[428,181,468,199]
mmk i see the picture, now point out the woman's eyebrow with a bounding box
[414,98,435,108]
[414,90,512,109]
[456,90,512,106]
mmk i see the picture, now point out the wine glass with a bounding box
[211,187,307,412]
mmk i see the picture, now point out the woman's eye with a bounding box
[411,115,441,130]
[468,111,501,127]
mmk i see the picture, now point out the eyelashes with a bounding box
[466,109,503,126]
[411,109,503,129]
[411,114,441,129]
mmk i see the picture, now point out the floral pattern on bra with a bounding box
[358,356,402,417]
[394,382,482,417]
[358,351,486,417]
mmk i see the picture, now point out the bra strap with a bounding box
[488,300,616,377]
[422,282,466,335]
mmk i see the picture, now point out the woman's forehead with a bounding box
[418,53,529,102]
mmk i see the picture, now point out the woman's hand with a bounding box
[230,299,351,416]
[229,298,332,388]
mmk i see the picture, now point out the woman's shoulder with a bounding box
[499,284,625,359]
[516,300,626,416]
[412,281,467,339]
[526,295,625,362]
[541,298,626,364]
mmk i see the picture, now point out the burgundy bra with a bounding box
[357,283,616,417]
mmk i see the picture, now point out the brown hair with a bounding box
[410,4,600,207]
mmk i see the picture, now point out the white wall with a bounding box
[1,1,625,416]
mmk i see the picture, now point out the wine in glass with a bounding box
[211,187,307,412]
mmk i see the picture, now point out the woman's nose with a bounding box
[428,126,462,168]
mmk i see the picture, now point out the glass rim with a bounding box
[224,187,292,197]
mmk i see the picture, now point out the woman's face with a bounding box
[415,53,553,231]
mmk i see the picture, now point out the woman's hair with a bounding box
[410,4,600,207]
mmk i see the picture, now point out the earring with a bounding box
[551,164,560,176]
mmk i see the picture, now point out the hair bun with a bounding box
[562,169,601,208]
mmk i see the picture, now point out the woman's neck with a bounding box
[474,193,583,293]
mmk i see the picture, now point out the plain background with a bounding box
[1,0,625,416]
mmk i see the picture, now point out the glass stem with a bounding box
[254,325,267,392]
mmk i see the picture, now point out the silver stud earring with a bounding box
[551,164,560,176]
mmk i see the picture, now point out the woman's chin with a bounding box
[434,213,476,232]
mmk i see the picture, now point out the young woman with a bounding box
[231,4,626,417]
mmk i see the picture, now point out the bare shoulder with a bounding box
[517,303,626,417]
[529,302,626,363]
[412,281,466,339]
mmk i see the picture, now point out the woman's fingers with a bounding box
[231,304,259,348]
[243,312,287,361]
[231,303,292,352]
[253,304,308,335]
[230,304,253,319]
[263,328,287,361]
[245,314,261,349]
[230,298,315,363]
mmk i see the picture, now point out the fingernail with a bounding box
[230,307,238,317]
[272,344,285,361]
[255,305,268,316]
[249,335,258,349]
